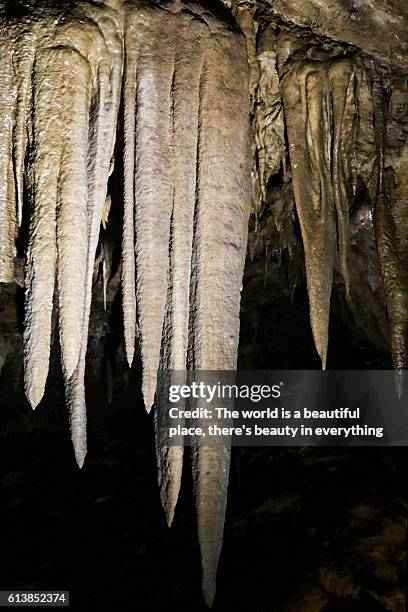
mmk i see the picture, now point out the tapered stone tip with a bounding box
[394,368,404,400]
[312,331,328,371]
[71,423,87,469]
[142,376,156,414]
[202,573,217,608]
[165,507,175,529]
[161,487,178,528]
[124,340,135,370]
[26,380,45,411]
[74,444,87,469]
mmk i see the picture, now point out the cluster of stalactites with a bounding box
[121,3,250,605]
[2,1,406,606]
[0,1,251,606]
[275,30,381,368]
[238,18,407,375]
[3,2,124,468]
[275,30,408,375]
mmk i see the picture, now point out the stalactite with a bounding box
[252,24,286,219]
[101,229,115,311]
[21,2,123,464]
[370,65,408,376]
[13,29,36,230]
[124,5,174,413]
[56,50,91,380]
[1,0,407,609]
[153,7,206,529]
[0,4,251,603]
[277,31,372,367]
[122,35,137,367]
[0,25,17,283]
[187,17,251,606]
[24,46,90,407]
[60,3,123,467]
[124,2,251,603]
[330,59,357,296]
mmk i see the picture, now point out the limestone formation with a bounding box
[0,0,407,606]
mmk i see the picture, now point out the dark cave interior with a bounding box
[0,258,406,611]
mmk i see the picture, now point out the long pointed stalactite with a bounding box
[60,4,123,467]
[24,47,88,409]
[0,14,38,283]
[124,4,175,413]
[186,20,250,606]
[276,31,377,367]
[370,65,408,378]
[0,26,16,284]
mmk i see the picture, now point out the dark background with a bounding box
[0,256,406,612]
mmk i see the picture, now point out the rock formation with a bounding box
[0,0,407,606]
